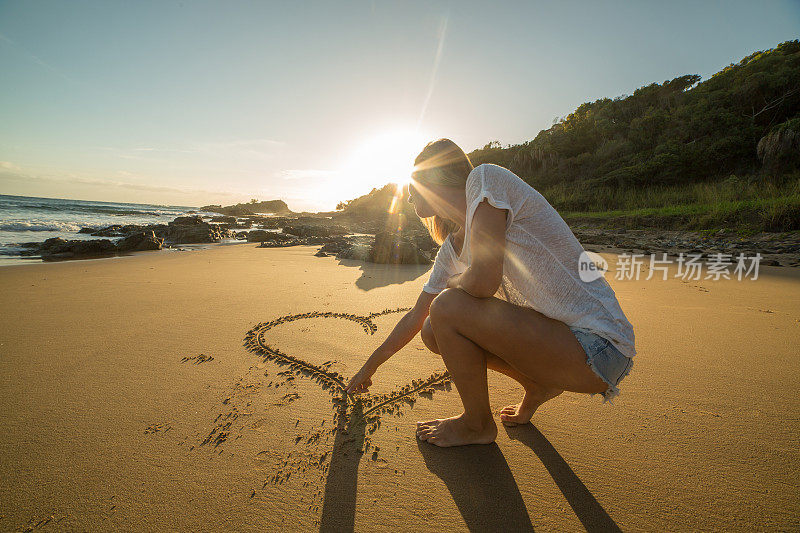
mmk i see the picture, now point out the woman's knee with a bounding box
[429,288,468,323]
[420,316,440,354]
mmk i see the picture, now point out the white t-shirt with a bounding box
[421,163,636,359]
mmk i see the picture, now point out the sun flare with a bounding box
[343,129,428,194]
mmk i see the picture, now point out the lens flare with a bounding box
[343,129,428,194]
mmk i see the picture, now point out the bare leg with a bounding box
[485,353,563,426]
[417,289,607,448]
[421,317,562,426]
[417,305,498,447]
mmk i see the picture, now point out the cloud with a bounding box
[0,165,239,198]
[91,138,286,162]
[278,168,341,181]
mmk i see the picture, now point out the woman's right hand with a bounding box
[344,362,377,395]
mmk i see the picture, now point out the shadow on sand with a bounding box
[319,402,367,533]
[335,258,430,291]
[417,439,535,532]
[318,411,618,532]
[505,424,622,533]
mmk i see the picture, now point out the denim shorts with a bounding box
[569,326,634,404]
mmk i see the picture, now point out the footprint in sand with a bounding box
[180,353,214,364]
[144,423,171,434]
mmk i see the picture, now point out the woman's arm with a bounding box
[454,199,508,298]
[344,289,436,394]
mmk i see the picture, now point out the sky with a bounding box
[1,1,798,211]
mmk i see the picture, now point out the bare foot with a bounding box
[499,388,561,427]
[416,413,497,447]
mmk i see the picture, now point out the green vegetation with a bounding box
[551,173,800,232]
[466,40,800,231]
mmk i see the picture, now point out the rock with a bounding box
[258,240,299,248]
[369,231,431,264]
[408,230,436,252]
[172,215,204,225]
[78,227,98,234]
[318,238,353,254]
[39,237,70,252]
[163,216,231,244]
[116,231,163,252]
[91,224,125,237]
[246,230,295,243]
[282,224,348,238]
[235,231,249,240]
[38,237,117,261]
[337,243,372,261]
[210,216,237,224]
[89,223,150,237]
[319,242,342,254]
[314,250,329,257]
[71,240,117,255]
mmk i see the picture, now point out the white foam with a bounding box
[0,220,83,232]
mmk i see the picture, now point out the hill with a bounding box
[334,41,800,233]
[468,40,799,192]
[201,199,293,216]
[332,184,427,233]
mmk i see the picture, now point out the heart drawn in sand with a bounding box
[241,307,452,430]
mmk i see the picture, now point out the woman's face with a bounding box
[408,180,437,219]
[408,179,465,222]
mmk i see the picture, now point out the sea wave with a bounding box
[0,221,84,232]
[0,203,175,217]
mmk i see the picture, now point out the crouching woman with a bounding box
[345,139,636,447]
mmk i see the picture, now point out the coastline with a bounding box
[1,243,798,530]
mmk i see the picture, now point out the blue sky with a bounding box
[1,0,798,211]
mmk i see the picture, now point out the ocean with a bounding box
[0,193,219,265]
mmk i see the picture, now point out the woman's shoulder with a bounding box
[466,164,543,213]
[467,163,530,192]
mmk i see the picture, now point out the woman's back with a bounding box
[434,163,636,359]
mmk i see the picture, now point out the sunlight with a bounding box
[342,129,428,195]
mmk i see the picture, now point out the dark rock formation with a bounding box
[171,215,204,225]
[336,243,372,262]
[210,216,237,224]
[201,199,292,216]
[38,237,118,261]
[165,216,231,244]
[282,224,349,238]
[116,231,163,252]
[246,230,296,243]
[369,231,431,264]
[257,240,300,248]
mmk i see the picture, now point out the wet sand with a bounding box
[0,243,798,531]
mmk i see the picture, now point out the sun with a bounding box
[342,129,428,195]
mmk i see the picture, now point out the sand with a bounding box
[0,242,798,532]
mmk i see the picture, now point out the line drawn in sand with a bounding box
[197,308,453,529]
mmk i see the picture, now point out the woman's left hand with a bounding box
[345,362,376,394]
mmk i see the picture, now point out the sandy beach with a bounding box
[1,242,798,532]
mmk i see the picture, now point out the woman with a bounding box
[344,139,635,447]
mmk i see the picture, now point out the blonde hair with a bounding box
[412,139,474,245]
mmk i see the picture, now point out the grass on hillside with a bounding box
[547,174,800,233]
